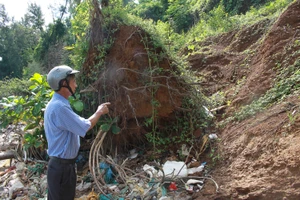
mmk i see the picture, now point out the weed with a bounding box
[208,138,222,167]
[27,163,46,176]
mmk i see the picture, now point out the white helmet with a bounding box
[47,65,79,91]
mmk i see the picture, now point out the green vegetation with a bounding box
[185,0,293,51]
[0,78,31,99]
[0,0,293,80]
[0,74,51,156]
[219,43,300,126]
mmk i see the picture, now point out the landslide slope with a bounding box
[188,1,300,199]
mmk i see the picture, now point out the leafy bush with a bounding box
[0,73,52,153]
[221,58,300,125]
[222,0,269,15]
[187,4,236,43]
[67,1,91,70]
[186,0,292,47]
[164,0,194,33]
[231,0,293,27]
[0,78,31,99]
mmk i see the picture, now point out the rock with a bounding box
[39,175,47,195]
[76,181,92,192]
[16,162,26,174]
[8,177,25,199]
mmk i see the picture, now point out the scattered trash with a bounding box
[108,185,120,193]
[185,179,204,193]
[99,194,113,200]
[128,149,139,159]
[89,130,220,199]
[87,188,98,200]
[187,158,200,168]
[203,106,214,118]
[163,161,188,178]
[187,162,206,175]
[143,164,163,178]
[158,197,172,200]
[143,160,189,178]
[180,144,190,156]
[76,181,92,192]
[99,162,116,184]
[168,182,178,191]
[99,194,125,200]
[209,134,218,140]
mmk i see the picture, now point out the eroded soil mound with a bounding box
[188,1,300,199]
[187,18,271,99]
[82,24,194,152]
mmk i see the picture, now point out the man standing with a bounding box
[44,65,110,200]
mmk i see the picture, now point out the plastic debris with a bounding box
[143,164,163,178]
[180,144,189,156]
[161,186,167,196]
[187,162,206,175]
[168,182,178,191]
[132,196,142,200]
[100,162,116,184]
[159,197,171,200]
[143,160,188,178]
[203,106,214,118]
[99,194,112,200]
[163,161,188,178]
[87,188,98,200]
[185,179,204,193]
[129,149,139,159]
[208,134,218,140]
[99,194,125,200]
[108,185,120,193]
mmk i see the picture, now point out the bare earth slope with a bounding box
[187,1,300,199]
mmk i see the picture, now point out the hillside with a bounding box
[188,1,300,199]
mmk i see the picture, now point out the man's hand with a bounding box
[96,102,111,115]
[88,102,111,130]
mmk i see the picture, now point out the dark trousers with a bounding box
[47,157,77,200]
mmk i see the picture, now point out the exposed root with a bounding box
[124,29,139,48]
[127,94,140,127]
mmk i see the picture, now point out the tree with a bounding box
[34,20,68,71]
[0,6,24,79]
[130,0,166,22]
[0,4,44,79]
[222,0,269,15]
[0,23,28,79]
[0,4,9,28]
[23,3,45,32]
[165,0,194,33]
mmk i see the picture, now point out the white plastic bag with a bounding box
[163,161,188,178]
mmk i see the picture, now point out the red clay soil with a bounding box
[188,1,300,199]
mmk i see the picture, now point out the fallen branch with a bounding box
[0,151,15,161]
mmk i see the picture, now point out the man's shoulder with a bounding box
[46,98,68,112]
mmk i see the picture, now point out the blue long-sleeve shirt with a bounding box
[44,93,91,159]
